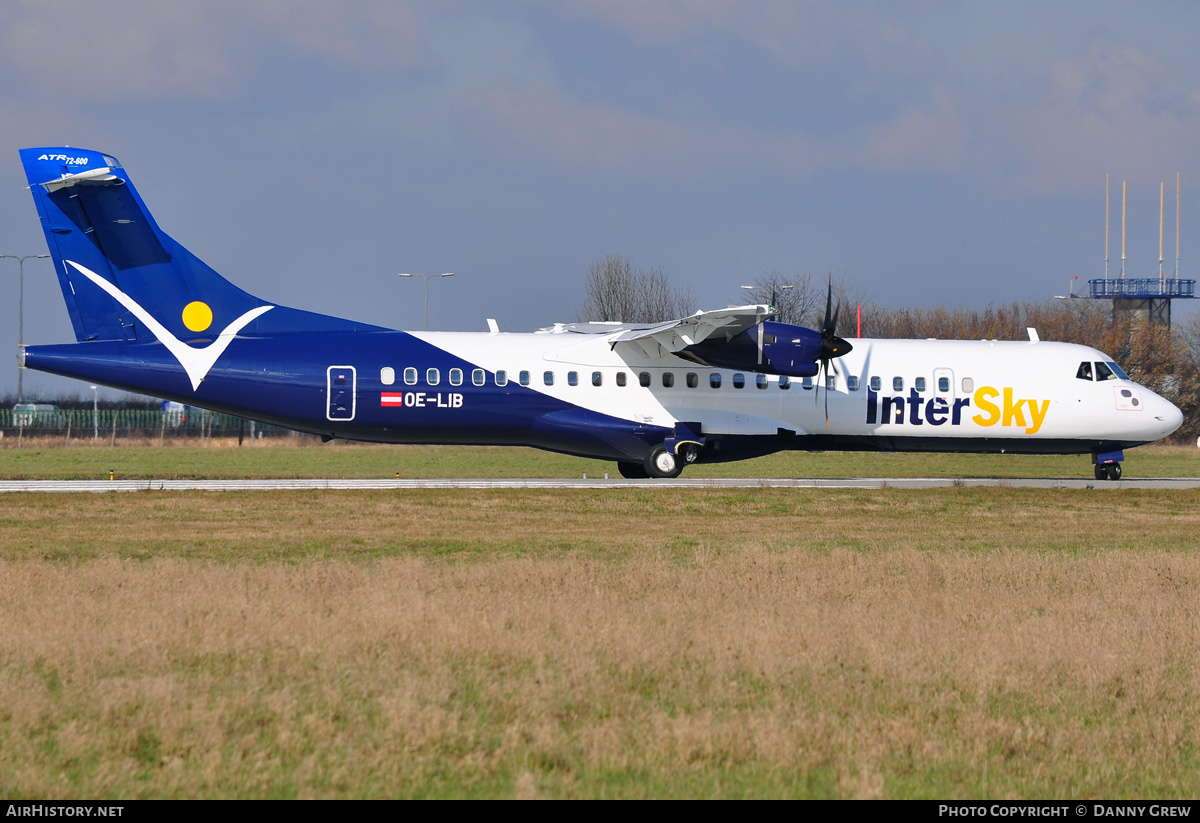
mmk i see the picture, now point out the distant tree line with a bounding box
[580,257,1200,444]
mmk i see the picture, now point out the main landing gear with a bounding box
[617,443,698,479]
[643,444,684,479]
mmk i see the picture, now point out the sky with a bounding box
[2,0,1200,399]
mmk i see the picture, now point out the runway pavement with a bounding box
[1,477,1199,492]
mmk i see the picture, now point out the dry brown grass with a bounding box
[2,488,1199,798]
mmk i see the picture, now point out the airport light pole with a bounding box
[397,272,454,330]
[1,253,50,402]
[90,385,98,440]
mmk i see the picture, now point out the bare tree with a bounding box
[738,271,818,326]
[578,254,693,323]
[740,270,867,333]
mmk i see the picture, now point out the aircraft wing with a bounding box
[609,304,772,359]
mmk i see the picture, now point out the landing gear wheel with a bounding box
[1094,464,1107,481]
[1106,462,1122,481]
[644,445,684,479]
[617,461,648,479]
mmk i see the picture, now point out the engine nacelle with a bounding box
[680,321,824,377]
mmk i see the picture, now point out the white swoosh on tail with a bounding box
[66,260,273,390]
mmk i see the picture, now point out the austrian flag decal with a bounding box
[380,392,404,407]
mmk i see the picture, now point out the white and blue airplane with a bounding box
[16,147,1183,480]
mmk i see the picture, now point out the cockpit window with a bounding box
[1105,361,1130,380]
[1076,361,1093,381]
[1095,362,1118,381]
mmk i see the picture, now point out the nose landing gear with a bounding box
[1092,449,1124,481]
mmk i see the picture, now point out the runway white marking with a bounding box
[1,478,1198,492]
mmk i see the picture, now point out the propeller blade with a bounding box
[824,372,830,429]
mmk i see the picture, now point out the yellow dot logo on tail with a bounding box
[181,301,213,333]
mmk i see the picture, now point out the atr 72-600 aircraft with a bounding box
[16,147,1183,480]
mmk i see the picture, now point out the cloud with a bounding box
[993,46,1200,193]
[0,1,429,101]
[833,87,970,174]
[464,81,811,180]
[548,0,934,79]
[461,1,963,180]
[465,76,969,182]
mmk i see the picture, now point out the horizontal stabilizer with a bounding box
[38,167,120,193]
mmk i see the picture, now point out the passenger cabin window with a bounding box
[710,373,722,388]
[827,375,837,390]
[847,375,860,391]
[779,376,790,390]
[519,370,530,386]
[892,376,904,392]
[404,367,418,386]
[869,376,881,392]
[802,376,813,390]
[756,374,768,389]
[592,371,602,387]
[662,372,674,388]
[472,369,485,386]
[380,367,395,386]
[1076,362,1094,381]
[732,373,745,389]
[543,371,554,386]
[568,371,578,387]
[427,368,440,386]
[938,376,950,393]
[495,370,508,386]
[962,377,974,393]
[449,368,463,386]
[915,377,926,392]
[686,372,698,388]
[616,372,627,387]
[639,372,651,387]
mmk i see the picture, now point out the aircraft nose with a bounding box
[1158,397,1184,436]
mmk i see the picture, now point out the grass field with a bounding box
[0,439,1197,479]
[2,475,1200,798]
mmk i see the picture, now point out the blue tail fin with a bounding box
[19,148,268,343]
[19,147,379,344]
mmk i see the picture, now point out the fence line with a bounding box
[0,408,295,444]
